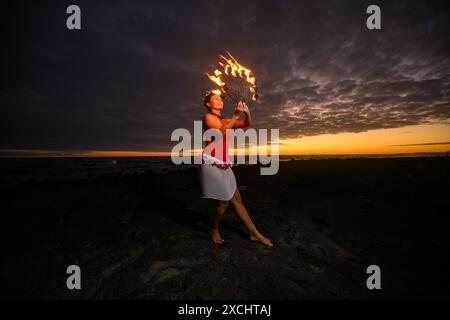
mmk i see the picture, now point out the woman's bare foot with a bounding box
[210,228,224,244]
[250,230,273,247]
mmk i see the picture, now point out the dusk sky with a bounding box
[1,0,450,157]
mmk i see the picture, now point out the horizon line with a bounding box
[387,142,450,146]
[0,151,448,159]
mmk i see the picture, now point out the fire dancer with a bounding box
[200,92,273,247]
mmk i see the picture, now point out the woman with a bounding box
[200,92,273,247]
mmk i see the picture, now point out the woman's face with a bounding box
[207,94,223,111]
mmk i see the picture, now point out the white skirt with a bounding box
[200,164,237,201]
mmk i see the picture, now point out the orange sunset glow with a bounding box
[2,122,449,158]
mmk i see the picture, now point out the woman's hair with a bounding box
[203,92,214,111]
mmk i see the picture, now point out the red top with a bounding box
[202,113,248,163]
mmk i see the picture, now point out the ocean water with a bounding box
[0,153,445,189]
[0,156,177,188]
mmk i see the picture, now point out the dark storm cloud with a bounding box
[1,0,449,152]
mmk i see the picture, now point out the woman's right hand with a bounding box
[233,101,244,116]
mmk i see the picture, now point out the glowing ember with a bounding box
[205,51,258,102]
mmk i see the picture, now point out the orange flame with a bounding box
[210,89,222,95]
[219,51,257,87]
[206,51,258,101]
[205,72,225,87]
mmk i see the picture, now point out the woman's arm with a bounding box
[204,107,243,135]
[241,101,252,126]
[232,101,252,128]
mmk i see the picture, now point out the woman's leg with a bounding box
[211,200,228,244]
[230,188,273,247]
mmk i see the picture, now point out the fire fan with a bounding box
[205,51,258,104]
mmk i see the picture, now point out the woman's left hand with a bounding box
[240,101,249,113]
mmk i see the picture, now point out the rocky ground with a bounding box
[2,157,450,299]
